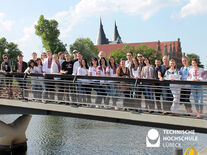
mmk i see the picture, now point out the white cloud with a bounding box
[14,0,184,60]
[17,25,35,43]
[52,0,181,37]
[0,12,14,32]
[180,0,207,18]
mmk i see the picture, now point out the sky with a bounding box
[0,0,207,67]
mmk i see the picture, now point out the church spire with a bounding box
[96,18,109,45]
[112,21,122,43]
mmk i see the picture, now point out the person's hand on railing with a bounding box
[43,72,46,77]
[159,77,164,81]
[170,78,174,81]
[61,70,68,74]
[3,72,7,75]
[193,79,200,81]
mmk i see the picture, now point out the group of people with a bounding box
[0,50,206,117]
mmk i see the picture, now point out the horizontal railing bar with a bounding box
[1,72,207,85]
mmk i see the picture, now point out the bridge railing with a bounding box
[0,72,207,117]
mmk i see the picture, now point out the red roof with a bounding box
[96,41,179,57]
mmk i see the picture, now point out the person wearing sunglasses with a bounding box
[1,54,14,98]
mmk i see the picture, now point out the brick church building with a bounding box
[95,19,183,68]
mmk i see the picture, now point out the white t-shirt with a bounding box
[59,59,65,67]
[131,68,139,78]
[97,66,107,83]
[89,66,99,82]
[73,60,81,75]
[89,66,98,76]
[106,66,116,77]
[77,67,89,83]
[125,60,131,70]
[42,58,53,74]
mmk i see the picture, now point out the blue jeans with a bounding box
[144,84,153,100]
[191,85,203,112]
[161,84,173,111]
[109,83,120,106]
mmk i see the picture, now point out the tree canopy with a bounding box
[70,38,98,61]
[0,37,22,64]
[110,44,162,64]
[186,53,203,68]
[35,15,67,54]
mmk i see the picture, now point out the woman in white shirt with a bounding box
[106,56,119,110]
[51,54,62,102]
[187,58,204,118]
[24,59,38,100]
[97,57,108,105]
[88,57,99,106]
[141,57,155,111]
[35,58,45,101]
[164,59,181,113]
[131,57,142,109]
[77,59,89,103]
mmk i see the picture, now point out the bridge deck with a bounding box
[0,99,207,133]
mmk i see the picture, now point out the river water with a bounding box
[0,114,206,155]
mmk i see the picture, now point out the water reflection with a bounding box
[0,115,207,155]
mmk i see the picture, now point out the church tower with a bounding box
[96,19,109,45]
[112,21,122,44]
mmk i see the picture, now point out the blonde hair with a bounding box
[169,59,176,63]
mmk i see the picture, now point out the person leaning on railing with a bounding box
[35,58,45,102]
[154,59,162,111]
[130,57,142,109]
[164,59,181,114]
[51,54,63,103]
[42,50,53,103]
[187,58,204,118]
[60,53,74,103]
[106,56,119,110]
[0,54,13,98]
[88,57,100,107]
[14,55,28,99]
[158,55,173,114]
[179,56,192,114]
[96,57,108,105]
[141,57,155,112]
[24,59,39,100]
[77,59,90,103]
[116,58,131,109]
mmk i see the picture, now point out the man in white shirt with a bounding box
[73,52,83,75]
[51,54,64,103]
[125,52,133,70]
[42,50,54,102]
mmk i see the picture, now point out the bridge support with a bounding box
[0,114,32,153]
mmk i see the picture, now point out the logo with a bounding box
[146,129,160,147]
[184,147,197,155]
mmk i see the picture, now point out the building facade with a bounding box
[95,20,183,68]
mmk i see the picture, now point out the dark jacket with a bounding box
[14,61,27,77]
[1,60,13,73]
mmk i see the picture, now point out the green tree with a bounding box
[35,15,67,54]
[0,37,22,64]
[186,53,203,68]
[0,37,8,62]
[70,38,98,61]
[110,44,162,64]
